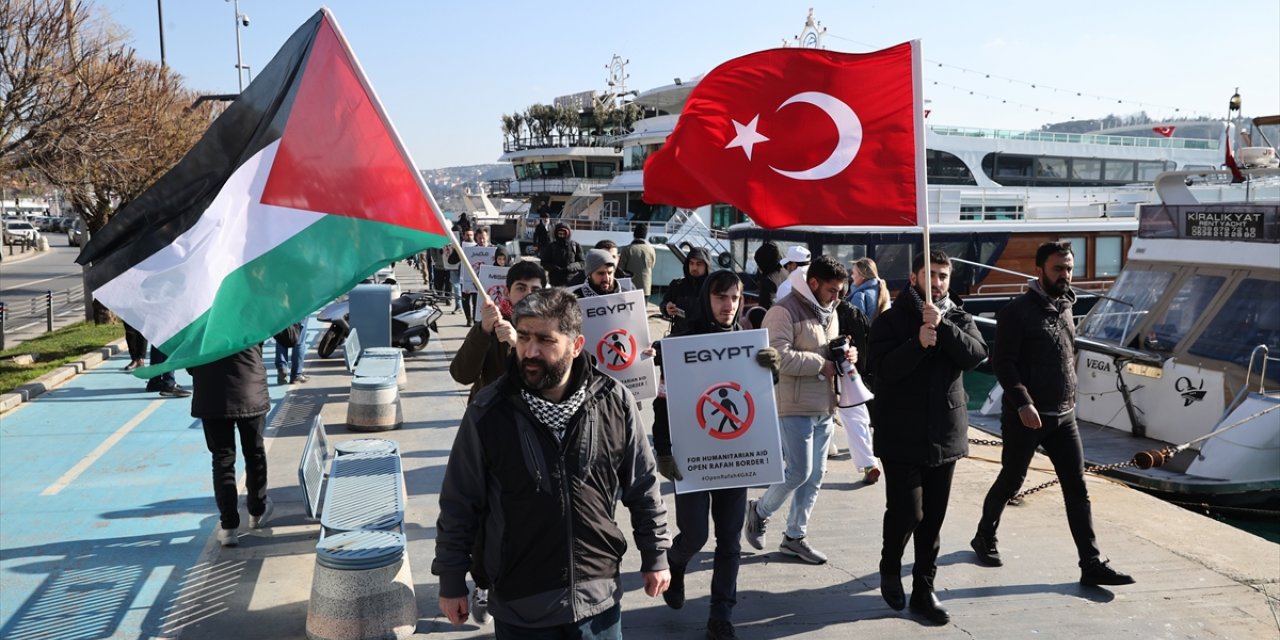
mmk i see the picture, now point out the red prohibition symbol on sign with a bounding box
[596,329,637,371]
[696,381,755,440]
[486,284,508,305]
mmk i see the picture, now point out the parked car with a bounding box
[66,218,84,247]
[3,220,40,246]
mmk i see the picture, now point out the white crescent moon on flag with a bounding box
[769,91,863,181]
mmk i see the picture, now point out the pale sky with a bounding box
[96,0,1280,169]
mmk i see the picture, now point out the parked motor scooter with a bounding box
[316,290,446,358]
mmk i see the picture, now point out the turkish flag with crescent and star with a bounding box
[643,42,923,229]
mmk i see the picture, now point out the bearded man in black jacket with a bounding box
[868,249,987,625]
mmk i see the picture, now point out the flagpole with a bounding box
[320,8,490,304]
[910,40,931,306]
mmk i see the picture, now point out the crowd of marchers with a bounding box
[426,225,1135,640]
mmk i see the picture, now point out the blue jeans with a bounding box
[274,340,304,379]
[146,346,176,390]
[493,604,621,639]
[756,414,836,539]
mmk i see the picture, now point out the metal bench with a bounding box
[299,417,416,639]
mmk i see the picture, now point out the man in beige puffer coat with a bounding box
[743,255,855,565]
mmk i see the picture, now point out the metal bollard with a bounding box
[46,290,54,332]
[1,302,6,351]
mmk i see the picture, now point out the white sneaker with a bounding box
[250,497,274,529]
[217,527,238,547]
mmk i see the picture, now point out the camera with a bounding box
[827,337,856,378]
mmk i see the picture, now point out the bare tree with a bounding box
[0,1,135,176]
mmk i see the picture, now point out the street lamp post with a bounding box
[228,0,249,92]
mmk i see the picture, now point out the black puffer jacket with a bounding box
[660,247,711,336]
[190,345,269,420]
[540,223,584,286]
[868,289,987,466]
[433,352,670,627]
[993,285,1077,414]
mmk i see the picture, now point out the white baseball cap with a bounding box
[784,245,812,265]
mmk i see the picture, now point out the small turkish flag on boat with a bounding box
[1152,126,1176,137]
[643,42,923,229]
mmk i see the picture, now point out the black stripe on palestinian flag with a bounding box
[82,9,450,376]
[77,11,324,288]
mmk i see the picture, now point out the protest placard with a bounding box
[477,265,510,312]
[578,289,657,400]
[461,246,497,294]
[661,329,783,493]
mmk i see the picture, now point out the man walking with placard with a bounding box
[743,255,854,564]
[652,270,780,640]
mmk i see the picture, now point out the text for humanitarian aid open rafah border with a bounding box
[461,246,497,294]
[662,329,784,494]
[578,289,658,400]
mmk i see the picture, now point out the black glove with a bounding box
[756,347,780,373]
[656,455,683,481]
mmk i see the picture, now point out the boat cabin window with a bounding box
[1080,269,1175,344]
[1060,237,1087,277]
[1036,158,1068,179]
[588,162,617,179]
[925,150,977,185]
[1104,161,1134,181]
[874,243,913,282]
[1188,278,1280,381]
[827,243,867,271]
[1071,159,1103,181]
[1095,236,1124,277]
[1141,274,1226,353]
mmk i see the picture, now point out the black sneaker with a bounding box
[663,568,685,610]
[159,385,191,398]
[971,533,1003,567]
[1080,558,1135,586]
[706,619,737,640]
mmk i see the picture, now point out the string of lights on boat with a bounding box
[824,33,1215,122]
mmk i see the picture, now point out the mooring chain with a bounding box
[968,436,1178,505]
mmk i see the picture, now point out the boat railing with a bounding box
[929,125,1219,150]
[1222,344,1279,424]
[974,279,1113,296]
[502,133,620,152]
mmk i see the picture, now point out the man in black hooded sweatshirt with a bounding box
[660,247,711,336]
[652,270,780,640]
[540,222,584,287]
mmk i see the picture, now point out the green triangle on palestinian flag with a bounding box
[77,9,449,377]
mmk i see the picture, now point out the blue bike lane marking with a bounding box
[0,338,297,639]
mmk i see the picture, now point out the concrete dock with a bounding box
[1,267,1276,639]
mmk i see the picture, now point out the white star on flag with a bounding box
[725,115,769,160]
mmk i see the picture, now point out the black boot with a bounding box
[909,589,950,625]
[971,531,1003,567]
[663,567,685,610]
[880,563,905,611]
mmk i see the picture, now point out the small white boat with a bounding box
[972,162,1280,514]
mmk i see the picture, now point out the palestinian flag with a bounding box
[77,9,449,377]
